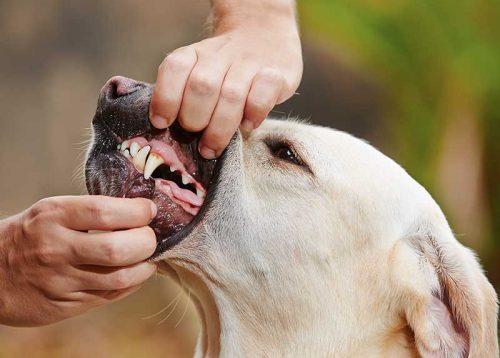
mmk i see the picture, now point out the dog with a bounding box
[86,76,498,357]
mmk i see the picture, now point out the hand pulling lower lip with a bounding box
[117,138,206,199]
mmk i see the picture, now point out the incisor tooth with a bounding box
[132,146,150,172]
[121,140,130,151]
[130,142,140,157]
[144,153,164,180]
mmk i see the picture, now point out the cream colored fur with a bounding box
[158,120,498,358]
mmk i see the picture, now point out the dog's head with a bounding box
[86,77,498,357]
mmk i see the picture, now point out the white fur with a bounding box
[158,120,498,357]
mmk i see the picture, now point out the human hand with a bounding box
[0,195,157,326]
[149,0,302,159]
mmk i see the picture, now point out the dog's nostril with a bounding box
[103,76,143,100]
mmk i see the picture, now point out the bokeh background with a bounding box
[0,0,498,356]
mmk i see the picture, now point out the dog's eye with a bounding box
[272,144,301,165]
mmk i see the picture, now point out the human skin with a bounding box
[0,196,157,326]
[149,0,302,159]
[0,0,301,327]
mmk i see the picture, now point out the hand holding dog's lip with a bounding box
[0,195,158,326]
[86,76,219,252]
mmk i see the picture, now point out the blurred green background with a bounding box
[0,0,498,356]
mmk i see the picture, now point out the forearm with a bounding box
[209,0,298,33]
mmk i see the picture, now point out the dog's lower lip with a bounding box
[151,148,224,257]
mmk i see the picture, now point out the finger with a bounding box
[57,283,144,314]
[177,53,230,132]
[150,47,197,128]
[57,196,156,231]
[70,226,157,266]
[74,261,157,291]
[243,68,284,130]
[82,283,143,305]
[198,65,254,159]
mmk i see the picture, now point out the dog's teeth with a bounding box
[123,149,131,158]
[117,144,121,150]
[181,174,190,185]
[130,142,140,157]
[132,146,150,172]
[121,140,130,151]
[144,153,164,180]
[196,188,206,199]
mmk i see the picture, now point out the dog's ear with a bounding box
[390,226,498,357]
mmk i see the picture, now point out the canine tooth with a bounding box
[196,188,206,199]
[121,140,130,151]
[130,142,140,157]
[132,146,150,172]
[123,149,131,158]
[144,153,164,180]
[181,174,191,185]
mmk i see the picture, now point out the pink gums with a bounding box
[121,136,206,214]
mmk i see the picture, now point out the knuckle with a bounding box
[111,270,131,290]
[203,130,230,151]
[257,68,284,83]
[86,202,111,227]
[101,240,122,264]
[36,245,59,266]
[163,52,192,72]
[249,96,274,114]
[178,115,209,132]
[31,197,60,217]
[220,84,246,103]
[23,198,60,235]
[188,73,218,96]
[152,92,174,107]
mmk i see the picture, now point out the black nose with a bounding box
[94,76,153,140]
[101,76,145,101]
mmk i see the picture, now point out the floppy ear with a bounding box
[390,227,498,357]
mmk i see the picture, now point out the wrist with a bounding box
[0,215,21,325]
[211,0,298,34]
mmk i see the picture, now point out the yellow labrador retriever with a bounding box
[86,76,498,357]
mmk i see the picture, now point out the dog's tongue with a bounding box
[156,179,203,215]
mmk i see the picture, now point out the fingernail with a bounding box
[241,119,254,131]
[150,202,158,218]
[199,146,217,160]
[150,114,170,129]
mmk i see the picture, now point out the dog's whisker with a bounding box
[156,290,184,325]
[174,289,191,328]
[142,289,183,321]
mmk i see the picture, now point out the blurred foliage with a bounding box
[299,0,500,257]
